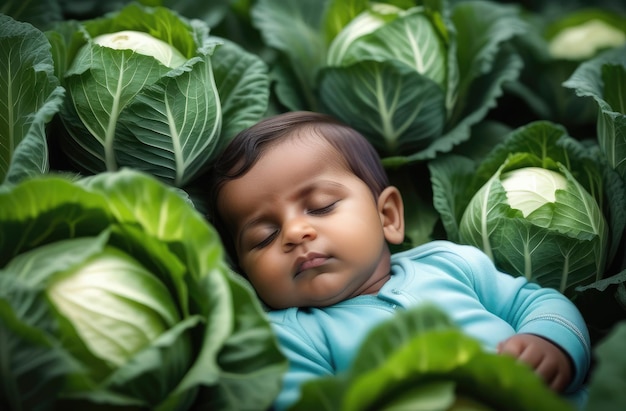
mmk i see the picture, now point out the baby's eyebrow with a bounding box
[296,180,345,198]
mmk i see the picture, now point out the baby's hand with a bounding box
[497,333,572,392]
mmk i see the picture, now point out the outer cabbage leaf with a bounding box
[563,45,626,181]
[251,0,329,110]
[429,153,477,243]
[210,36,270,142]
[0,14,64,185]
[112,43,222,186]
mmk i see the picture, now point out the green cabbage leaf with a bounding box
[564,45,626,181]
[0,14,65,185]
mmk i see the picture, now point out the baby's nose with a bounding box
[282,217,317,249]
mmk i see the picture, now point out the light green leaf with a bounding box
[322,0,369,43]
[293,305,573,411]
[78,170,223,280]
[191,272,288,411]
[378,381,458,411]
[458,169,513,261]
[0,176,114,267]
[0,14,64,185]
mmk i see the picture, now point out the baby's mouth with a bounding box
[295,253,330,276]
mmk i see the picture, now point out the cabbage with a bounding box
[0,170,287,410]
[545,9,626,61]
[430,121,625,297]
[46,245,181,368]
[321,3,450,157]
[499,8,626,137]
[51,3,269,187]
[251,0,527,164]
[458,163,607,294]
[548,19,625,60]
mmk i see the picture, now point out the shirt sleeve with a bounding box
[268,310,334,411]
[438,241,592,393]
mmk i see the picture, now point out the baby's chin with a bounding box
[262,271,367,309]
[264,295,342,310]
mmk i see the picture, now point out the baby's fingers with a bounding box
[535,356,570,392]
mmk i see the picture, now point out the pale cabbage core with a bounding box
[93,30,187,68]
[47,247,175,367]
[500,167,568,217]
[549,20,626,60]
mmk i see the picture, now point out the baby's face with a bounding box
[217,138,393,309]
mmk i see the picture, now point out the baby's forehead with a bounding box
[218,134,352,216]
[262,130,350,166]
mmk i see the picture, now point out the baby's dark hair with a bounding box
[207,111,390,268]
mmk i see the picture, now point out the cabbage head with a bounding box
[545,9,626,61]
[0,169,286,410]
[458,163,607,295]
[50,3,269,187]
[430,121,625,298]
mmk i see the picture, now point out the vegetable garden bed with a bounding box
[1,0,625,409]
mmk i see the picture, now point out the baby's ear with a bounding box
[377,186,405,244]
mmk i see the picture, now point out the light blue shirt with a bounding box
[268,241,591,410]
